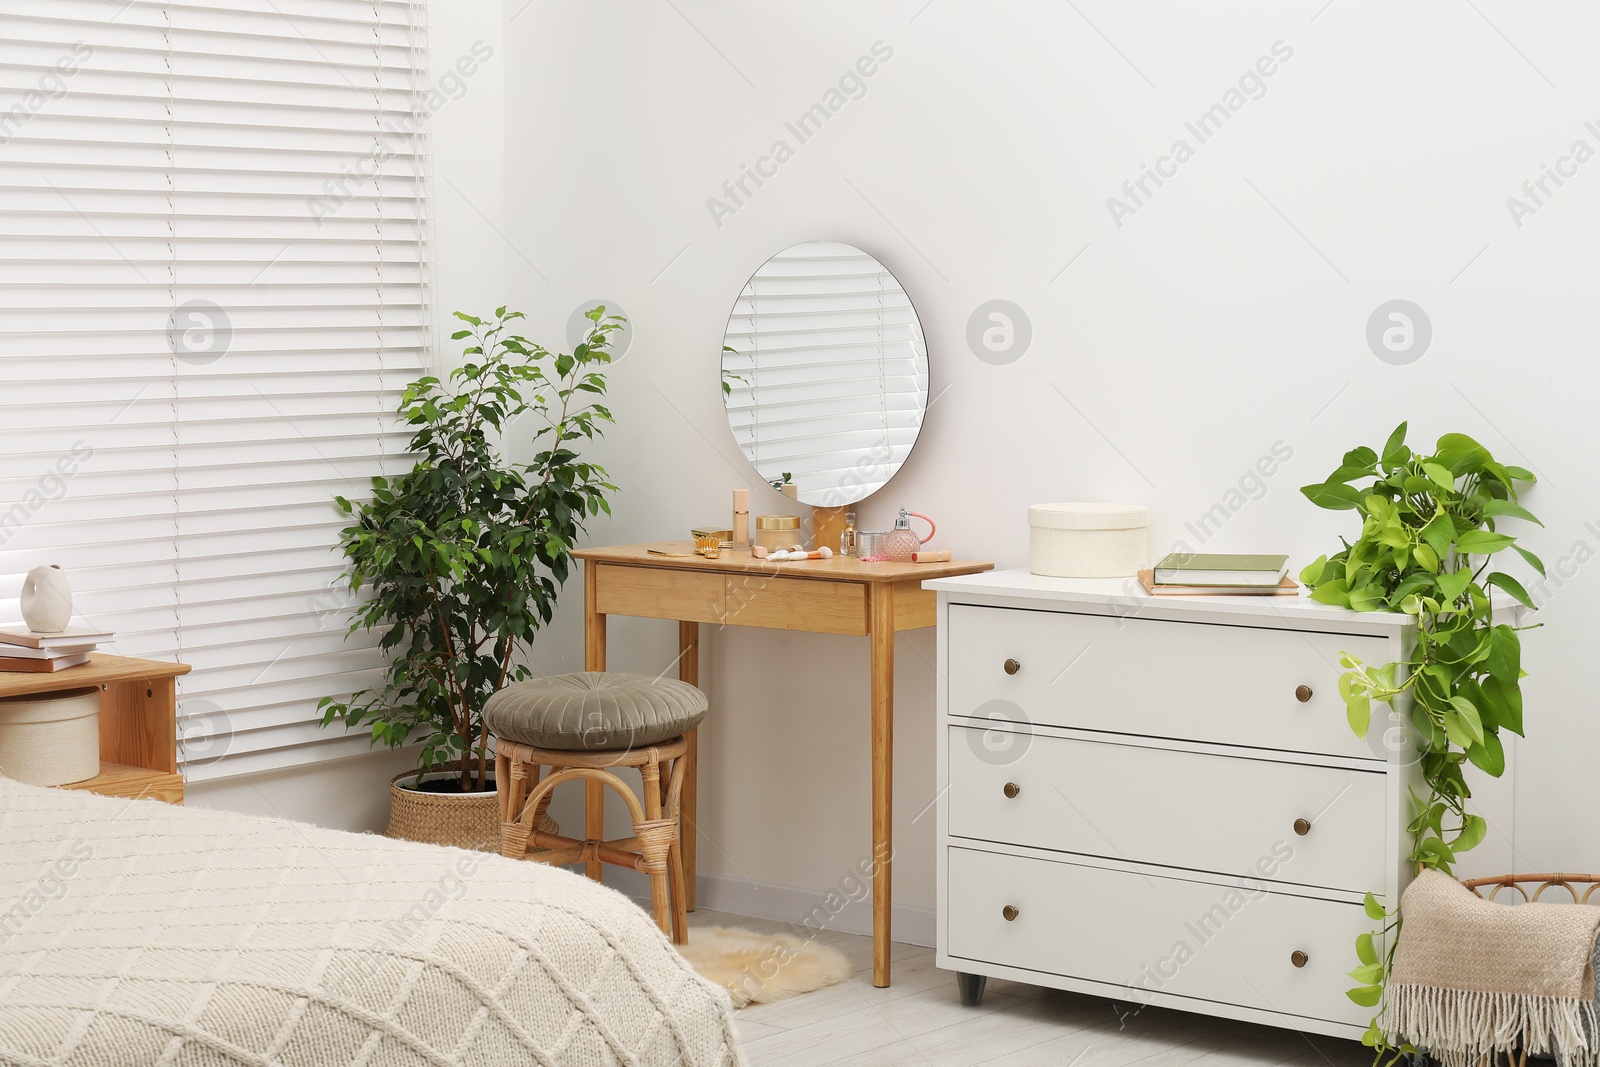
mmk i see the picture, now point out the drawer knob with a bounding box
[1003,658,1021,676]
[1291,950,1309,968]
[1294,684,1313,703]
[1293,818,1311,836]
[1002,904,1020,922]
[1003,782,1020,799]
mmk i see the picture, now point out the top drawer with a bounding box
[946,604,1390,760]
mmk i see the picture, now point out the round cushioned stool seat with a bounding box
[484,671,707,752]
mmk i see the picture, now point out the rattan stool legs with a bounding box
[495,735,689,944]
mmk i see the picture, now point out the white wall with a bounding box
[495,0,1599,935]
[205,0,1598,940]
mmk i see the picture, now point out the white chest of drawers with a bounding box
[924,569,1426,1040]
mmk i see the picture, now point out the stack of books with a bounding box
[0,625,113,672]
[1139,553,1297,597]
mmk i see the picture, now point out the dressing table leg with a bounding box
[678,620,699,912]
[584,563,607,883]
[869,581,894,987]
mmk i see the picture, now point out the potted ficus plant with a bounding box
[1297,422,1541,1060]
[319,306,620,850]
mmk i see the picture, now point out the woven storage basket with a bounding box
[1028,502,1149,578]
[387,763,556,853]
[0,686,100,787]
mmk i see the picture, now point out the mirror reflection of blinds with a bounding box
[0,0,430,782]
[725,242,927,501]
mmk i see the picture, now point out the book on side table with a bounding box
[1153,553,1289,586]
[0,652,92,672]
[1145,553,1295,597]
[1138,571,1299,596]
[0,625,113,673]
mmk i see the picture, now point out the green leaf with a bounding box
[1485,571,1535,610]
[1347,985,1384,1007]
[1466,730,1506,776]
[1348,584,1386,612]
[1418,835,1456,865]
[1436,432,1489,473]
[1422,461,1456,491]
[1343,445,1379,470]
[1387,572,1436,605]
[1420,513,1455,559]
[1450,695,1485,744]
[1363,892,1387,920]
[1348,963,1385,983]
[1480,674,1524,736]
[1346,693,1372,738]
[1356,932,1378,966]
[1484,624,1521,682]
[1481,499,1542,526]
[1513,544,1547,577]
[1299,554,1328,586]
[1436,567,1472,603]
[1455,814,1488,852]
[1455,530,1515,555]
[1309,579,1351,607]
[1413,542,1440,573]
[1301,481,1365,510]
[1380,422,1410,469]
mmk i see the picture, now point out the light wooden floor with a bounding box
[687,908,1372,1067]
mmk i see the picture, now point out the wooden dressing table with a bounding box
[572,542,992,986]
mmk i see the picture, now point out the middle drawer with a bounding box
[948,725,1386,894]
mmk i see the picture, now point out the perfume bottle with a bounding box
[884,508,936,562]
[841,511,857,557]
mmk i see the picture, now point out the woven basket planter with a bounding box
[386,763,556,853]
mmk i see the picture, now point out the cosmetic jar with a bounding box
[753,514,801,553]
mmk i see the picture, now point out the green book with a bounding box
[1154,553,1288,587]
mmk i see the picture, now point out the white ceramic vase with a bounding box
[20,565,73,633]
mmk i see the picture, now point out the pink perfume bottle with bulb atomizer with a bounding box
[883,509,936,562]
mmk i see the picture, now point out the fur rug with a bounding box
[678,925,853,1008]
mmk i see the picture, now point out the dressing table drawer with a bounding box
[947,726,1386,894]
[592,562,869,635]
[722,576,866,635]
[947,604,1387,759]
[946,847,1372,1028]
[594,564,727,625]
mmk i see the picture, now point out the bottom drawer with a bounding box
[947,847,1373,1027]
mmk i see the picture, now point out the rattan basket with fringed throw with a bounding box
[387,762,556,852]
[1453,873,1600,1067]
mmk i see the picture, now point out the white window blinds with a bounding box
[723,241,928,503]
[0,0,431,781]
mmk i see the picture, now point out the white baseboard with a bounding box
[598,867,935,948]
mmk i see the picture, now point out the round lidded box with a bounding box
[1028,502,1149,578]
[0,686,100,787]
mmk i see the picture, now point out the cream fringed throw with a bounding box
[1381,869,1600,1067]
[0,778,746,1067]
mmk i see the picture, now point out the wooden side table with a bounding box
[0,654,190,803]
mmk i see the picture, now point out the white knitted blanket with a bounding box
[0,779,746,1067]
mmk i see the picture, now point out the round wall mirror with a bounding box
[721,240,929,508]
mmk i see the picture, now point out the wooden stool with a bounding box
[496,736,689,943]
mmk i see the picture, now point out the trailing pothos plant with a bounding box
[319,306,620,792]
[1297,422,1541,1060]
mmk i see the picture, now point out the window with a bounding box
[0,0,431,780]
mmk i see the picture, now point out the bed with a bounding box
[0,778,746,1067]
